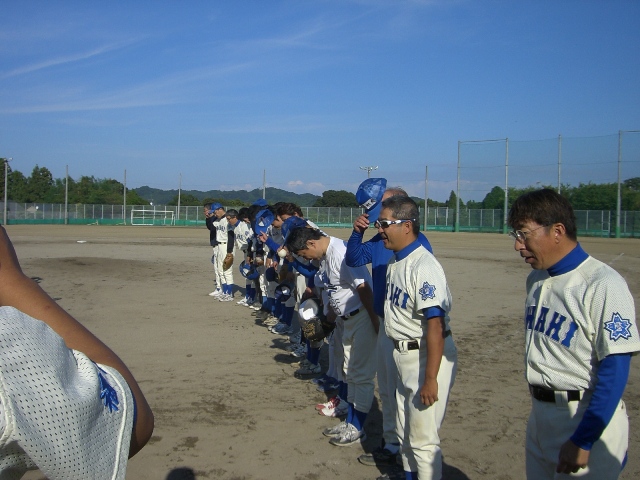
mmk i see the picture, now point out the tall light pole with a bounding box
[177,173,182,222]
[360,166,378,178]
[123,169,127,225]
[64,165,69,225]
[3,158,12,226]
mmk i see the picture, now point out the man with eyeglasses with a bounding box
[376,195,457,480]
[508,188,639,479]
[346,178,433,472]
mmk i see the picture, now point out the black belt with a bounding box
[341,309,360,320]
[529,384,582,403]
[393,340,420,351]
[393,331,451,351]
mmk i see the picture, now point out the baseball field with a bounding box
[10,224,639,480]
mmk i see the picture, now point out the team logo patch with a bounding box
[361,198,377,209]
[604,312,633,341]
[419,281,436,300]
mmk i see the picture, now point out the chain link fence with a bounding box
[2,202,638,238]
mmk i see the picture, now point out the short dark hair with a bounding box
[508,189,577,241]
[204,203,212,210]
[276,202,303,218]
[237,207,249,221]
[246,204,266,223]
[381,196,420,235]
[226,209,239,217]
[285,227,323,254]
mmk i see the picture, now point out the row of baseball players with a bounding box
[204,181,639,480]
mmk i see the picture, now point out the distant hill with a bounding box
[133,186,320,207]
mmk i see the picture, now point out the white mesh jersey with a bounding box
[214,216,229,243]
[314,237,372,317]
[230,221,251,252]
[384,246,452,341]
[0,307,133,480]
[524,256,640,391]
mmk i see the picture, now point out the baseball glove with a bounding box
[301,317,336,342]
[222,253,234,271]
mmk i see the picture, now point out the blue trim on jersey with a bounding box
[570,353,631,450]
[546,242,628,450]
[423,306,445,320]
[394,238,422,261]
[346,230,433,317]
[547,243,588,277]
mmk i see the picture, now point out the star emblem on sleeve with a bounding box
[604,312,633,341]
[419,281,436,301]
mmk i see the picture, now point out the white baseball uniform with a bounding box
[213,215,233,287]
[384,241,457,479]
[523,250,639,479]
[230,219,251,254]
[315,237,377,414]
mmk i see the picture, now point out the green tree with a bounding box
[313,190,358,207]
[446,190,461,209]
[25,166,54,202]
[624,177,640,192]
[9,171,28,202]
[482,186,504,209]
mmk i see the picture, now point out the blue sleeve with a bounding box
[291,259,319,278]
[570,353,631,450]
[265,237,281,252]
[422,306,445,320]
[418,232,434,254]
[345,230,375,267]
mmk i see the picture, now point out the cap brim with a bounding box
[366,201,383,223]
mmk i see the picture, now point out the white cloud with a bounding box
[0,39,141,80]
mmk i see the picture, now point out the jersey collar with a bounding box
[395,238,421,261]
[547,242,589,277]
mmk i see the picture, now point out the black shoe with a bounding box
[358,446,399,466]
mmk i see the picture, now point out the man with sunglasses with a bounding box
[377,195,457,480]
[346,178,433,471]
[508,188,639,479]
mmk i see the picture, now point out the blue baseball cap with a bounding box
[239,260,260,280]
[281,216,308,240]
[252,198,267,207]
[265,266,277,283]
[210,202,223,211]
[254,208,274,236]
[355,178,387,223]
[275,281,294,302]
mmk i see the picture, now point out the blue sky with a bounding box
[1,0,639,202]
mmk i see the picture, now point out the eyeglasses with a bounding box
[508,224,548,243]
[374,219,416,229]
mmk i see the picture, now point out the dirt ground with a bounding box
[8,224,640,480]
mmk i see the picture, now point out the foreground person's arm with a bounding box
[0,226,154,457]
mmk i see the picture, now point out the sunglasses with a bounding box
[374,219,416,229]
